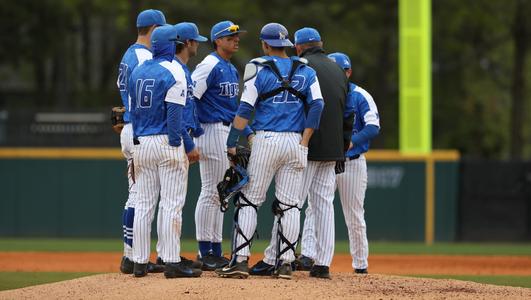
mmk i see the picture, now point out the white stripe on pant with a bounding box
[132,134,189,264]
[194,122,230,245]
[235,131,307,263]
[120,123,136,258]
[263,160,336,267]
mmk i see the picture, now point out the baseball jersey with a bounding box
[175,58,201,134]
[129,59,187,138]
[117,44,152,123]
[345,82,380,156]
[240,56,323,132]
[191,52,240,123]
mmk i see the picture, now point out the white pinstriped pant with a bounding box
[119,123,135,258]
[235,131,307,263]
[264,160,336,267]
[301,155,369,270]
[132,135,189,264]
[194,122,230,244]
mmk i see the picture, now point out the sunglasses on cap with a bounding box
[214,24,240,36]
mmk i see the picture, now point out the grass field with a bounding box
[1,238,530,291]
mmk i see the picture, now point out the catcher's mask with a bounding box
[217,164,249,212]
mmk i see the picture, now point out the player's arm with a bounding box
[301,73,325,147]
[350,89,380,147]
[191,60,215,100]
[165,75,188,148]
[343,87,355,151]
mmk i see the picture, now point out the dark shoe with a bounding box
[249,260,274,276]
[120,256,134,274]
[273,262,292,280]
[294,255,314,271]
[147,261,165,273]
[133,263,148,277]
[309,265,331,279]
[215,259,249,279]
[355,268,368,274]
[200,252,230,271]
[158,256,203,270]
[164,262,203,278]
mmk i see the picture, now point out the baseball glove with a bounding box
[228,146,251,169]
[217,165,249,212]
[111,106,126,134]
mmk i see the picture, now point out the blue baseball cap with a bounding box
[137,9,166,28]
[260,23,293,47]
[328,52,351,69]
[151,25,180,47]
[210,20,246,41]
[294,27,321,45]
[174,22,208,42]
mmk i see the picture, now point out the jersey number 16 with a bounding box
[135,79,155,108]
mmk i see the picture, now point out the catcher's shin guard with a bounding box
[230,193,258,263]
[272,198,300,268]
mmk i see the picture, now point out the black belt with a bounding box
[222,121,230,127]
[346,154,360,161]
[133,138,140,145]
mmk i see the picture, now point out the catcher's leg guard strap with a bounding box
[272,198,300,266]
[231,193,258,256]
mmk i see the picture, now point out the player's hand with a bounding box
[247,134,255,149]
[187,148,200,164]
[300,140,309,148]
[348,142,354,150]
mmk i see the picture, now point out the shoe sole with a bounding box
[276,274,292,280]
[249,271,273,276]
[215,270,249,279]
[134,273,147,278]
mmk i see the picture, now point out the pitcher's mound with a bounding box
[1,272,530,299]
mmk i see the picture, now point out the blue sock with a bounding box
[198,241,212,257]
[125,207,134,247]
[122,209,127,244]
[212,242,222,257]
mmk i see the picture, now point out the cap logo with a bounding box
[279,31,286,40]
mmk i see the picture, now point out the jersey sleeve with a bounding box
[355,86,380,128]
[305,69,324,104]
[161,61,187,106]
[135,48,152,66]
[191,57,217,100]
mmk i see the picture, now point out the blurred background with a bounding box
[0,0,530,242]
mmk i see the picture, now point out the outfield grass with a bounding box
[1,238,531,256]
[0,272,98,291]
[411,275,531,289]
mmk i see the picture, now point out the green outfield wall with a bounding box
[0,149,459,242]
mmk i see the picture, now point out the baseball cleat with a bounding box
[158,256,203,270]
[120,256,134,274]
[133,263,148,277]
[294,255,314,271]
[355,268,368,274]
[215,260,249,279]
[147,261,165,273]
[272,262,293,280]
[309,265,331,279]
[249,260,274,276]
[199,252,230,271]
[164,262,203,278]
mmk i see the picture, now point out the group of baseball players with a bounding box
[114,8,380,280]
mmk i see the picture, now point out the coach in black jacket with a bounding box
[292,27,352,279]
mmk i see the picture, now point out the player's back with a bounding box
[242,56,320,133]
[347,82,380,154]
[117,44,152,122]
[129,59,184,137]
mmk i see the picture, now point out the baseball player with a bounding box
[128,25,201,278]
[116,9,166,275]
[191,20,253,270]
[329,52,380,274]
[154,22,208,269]
[215,23,324,280]
[256,27,351,279]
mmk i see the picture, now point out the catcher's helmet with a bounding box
[260,23,293,47]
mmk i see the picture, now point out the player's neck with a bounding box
[268,50,288,58]
[216,49,233,61]
[175,52,189,65]
[136,35,151,49]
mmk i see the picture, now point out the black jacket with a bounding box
[301,47,351,161]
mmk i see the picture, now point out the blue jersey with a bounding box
[240,56,323,132]
[117,44,152,123]
[191,52,240,124]
[128,59,187,137]
[175,58,201,134]
[345,82,380,156]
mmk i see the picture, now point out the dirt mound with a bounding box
[1,272,530,300]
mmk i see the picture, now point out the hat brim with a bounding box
[263,39,294,47]
[193,35,208,42]
[216,30,247,39]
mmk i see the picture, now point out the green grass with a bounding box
[410,275,531,289]
[0,272,98,291]
[1,238,531,256]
